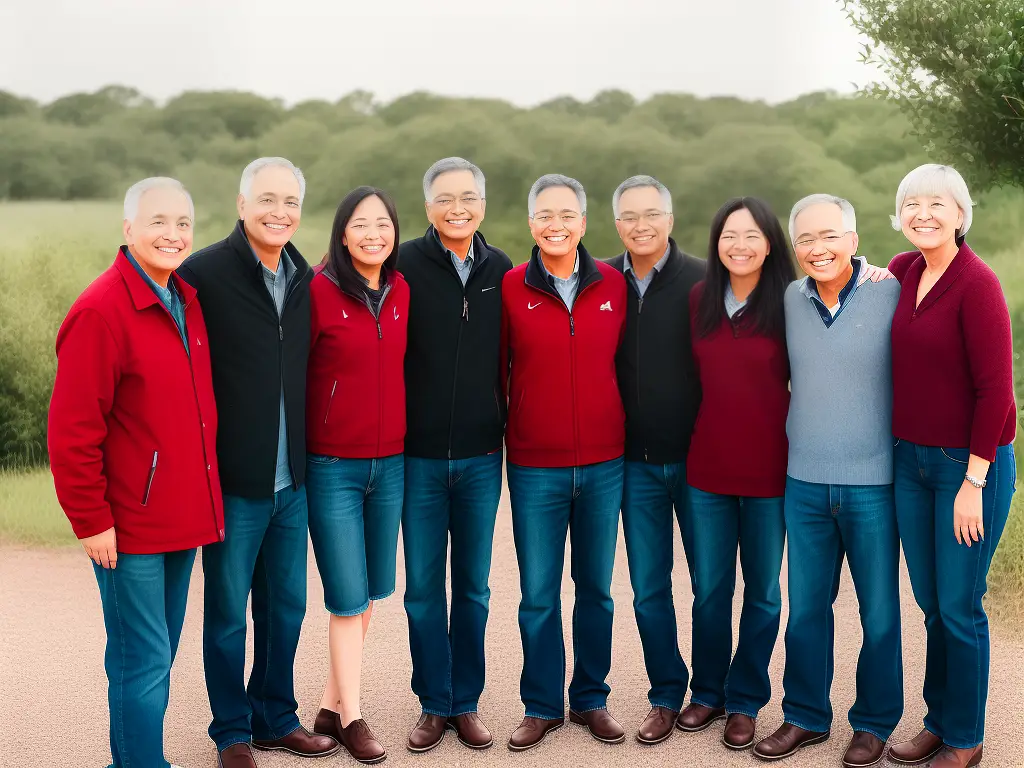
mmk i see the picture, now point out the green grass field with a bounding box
[1,200,1022,617]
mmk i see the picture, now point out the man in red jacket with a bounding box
[500,174,628,751]
[48,177,224,768]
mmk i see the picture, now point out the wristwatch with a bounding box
[965,473,987,489]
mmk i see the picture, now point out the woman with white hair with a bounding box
[885,164,1016,768]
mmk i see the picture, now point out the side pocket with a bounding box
[141,451,158,506]
[940,447,969,465]
[324,380,337,424]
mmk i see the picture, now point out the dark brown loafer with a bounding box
[508,716,564,751]
[569,708,626,744]
[253,726,340,757]
[218,743,257,768]
[339,719,387,764]
[889,729,944,765]
[314,708,342,741]
[753,722,830,760]
[843,731,886,768]
[724,714,756,750]
[449,712,493,749]
[676,703,727,732]
[927,745,983,768]
[637,706,678,744]
[408,713,447,753]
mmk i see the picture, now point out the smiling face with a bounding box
[899,190,964,253]
[529,185,586,260]
[717,207,768,279]
[123,185,194,283]
[237,164,302,251]
[614,185,673,259]
[792,201,858,283]
[342,194,394,270]
[425,169,485,244]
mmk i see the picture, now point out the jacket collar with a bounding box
[422,225,492,273]
[906,240,978,315]
[524,241,601,299]
[227,219,311,283]
[618,238,685,295]
[115,246,198,311]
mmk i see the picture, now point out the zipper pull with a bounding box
[638,297,644,315]
[377,322,382,339]
[463,296,469,322]
[278,325,284,341]
[570,315,575,336]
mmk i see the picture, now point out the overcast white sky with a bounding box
[2,0,880,106]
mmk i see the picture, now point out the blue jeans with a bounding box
[202,485,308,751]
[507,456,624,719]
[621,461,693,710]
[895,441,1016,749]
[687,486,785,717]
[782,476,903,739]
[307,454,404,615]
[93,549,196,768]
[403,452,503,716]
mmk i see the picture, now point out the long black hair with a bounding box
[695,196,795,339]
[323,186,400,298]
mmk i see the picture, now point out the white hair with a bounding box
[891,163,973,236]
[789,193,857,241]
[612,175,673,217]
[423,157,486,201]
[123,177,194,222]
[528,174,586,217]
[239,157,306,204]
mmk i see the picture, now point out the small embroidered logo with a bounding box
[528,301,542,310]
[599,301,613,311]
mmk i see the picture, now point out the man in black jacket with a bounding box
[398,157,513,753]
[177,157,338,768]
[606,175,705,746]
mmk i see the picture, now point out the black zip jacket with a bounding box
[177,221,313,498]
[607,238,705,464]
[398,226,513,459]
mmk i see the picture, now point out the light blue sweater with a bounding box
[784,265,901,485]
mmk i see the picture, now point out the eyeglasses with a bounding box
[616,211,668,225]
[793,231,853,250]
[430,195,482,209]
[531,212,582,225]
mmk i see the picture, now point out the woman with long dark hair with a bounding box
[305,186,410,764]
[677,197,795,750]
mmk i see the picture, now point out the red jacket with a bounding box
[306,267,409,458]
[48,248,224,554]
[686,282,790,498]
[888,242,1016,460]
[501,245,627,468]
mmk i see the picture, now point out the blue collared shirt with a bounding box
[623,245,671,298]
[433,228,475,286]
[124,248,188,351]
[798,256,864,327]
[539,251,581,311]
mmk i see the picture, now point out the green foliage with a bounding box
[843,0,1024,189]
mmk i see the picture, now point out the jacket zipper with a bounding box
[636,296,647,461]
[446,294,468,459]
[141,450,158,506]
[324,380,337,424]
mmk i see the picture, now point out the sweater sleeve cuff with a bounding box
[69,509,116,541]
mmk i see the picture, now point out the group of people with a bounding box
[47,154,1016,768]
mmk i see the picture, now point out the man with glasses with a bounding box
[397,157,513,753]
[753,195,902,767]
[606,175,705,745]
[500,174,628,752]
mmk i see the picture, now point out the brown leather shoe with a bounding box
[569,708,626,744]
[637,707,678,744]
[889,729,944,765]
[314,708,342,741]
[927,745,983,768]
[252,725,341,757]
[218,743,257,768]
[338,718,387,764]
[753,722,830,760]
[843,731,886,768]
[676,703,727,732]
[724,714,756,750]
[407,713,447,753]
[449,712,493,749]
[507,716,564,751]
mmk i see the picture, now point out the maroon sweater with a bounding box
[888,242,1016,461]
[686,282,790,497]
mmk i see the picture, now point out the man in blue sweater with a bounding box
[754,195,902,768]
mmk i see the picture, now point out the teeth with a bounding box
[265,223,287,230]
[157,247,180,253]
[812,259,833,267]
[546,235,567,242]
[448,219,469,225]
[635,236,653,242]
[363,246,383,253]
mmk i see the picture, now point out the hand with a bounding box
[953,482,984,547]
[858,263,895,285]
[82,527,118,568]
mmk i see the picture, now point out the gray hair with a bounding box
[891,163,973,236]
[789,194,857,241]
[239,157,306,204]
[422,157,486,201]
[612,175,673,217]
[528,174,587,217]
[123,177,194,222]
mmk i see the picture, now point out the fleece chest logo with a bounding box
[599,301,613,311]
[528,301,542,310]
[394,306,400,321]
[342,310,349,319]
[196,337,202,346]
